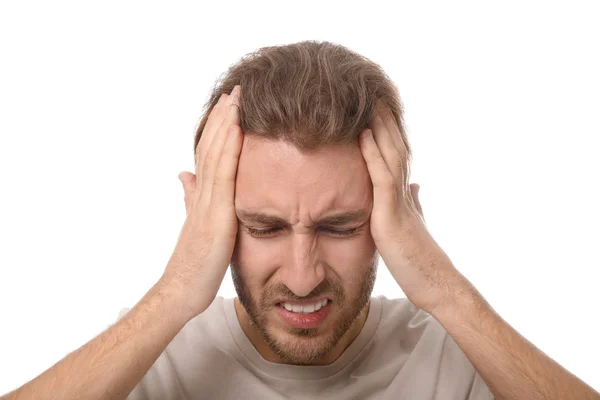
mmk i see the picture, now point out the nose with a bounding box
[279,232,325,297]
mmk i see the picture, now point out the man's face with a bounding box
[231,136,378,365]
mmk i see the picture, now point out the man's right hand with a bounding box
[0,86,244,400]
[161,85,243,324]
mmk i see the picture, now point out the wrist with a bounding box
[430,274,486,323]
[142,278,193,330]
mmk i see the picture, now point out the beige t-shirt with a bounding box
[120,296,494,399]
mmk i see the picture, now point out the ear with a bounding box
[409,183,424,221]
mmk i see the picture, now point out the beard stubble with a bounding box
[230,257,378,365]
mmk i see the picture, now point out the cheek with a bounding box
[233,232,281,278]
[320,234,376,271]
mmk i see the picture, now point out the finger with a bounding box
[178,171,194,189]
[379,105,409,164]
[202,93,230,145]
[196,92,228,173]
[212,124,244,202]
[359,129,396,211]
[201,87,241,199]
[368,111,404,185]
[378,104,413,201]
[195,89,236,188]
[196,92,232,189]
[179,171,195,195]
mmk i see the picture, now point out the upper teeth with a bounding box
[281,299,328,314]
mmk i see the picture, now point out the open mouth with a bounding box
[276,298,332,314]
[275,300,333,329]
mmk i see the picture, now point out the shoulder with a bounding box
[377,295,472,359]
[112,297,232,374]
[362,295,448,366]
[370,296,474,373]
[376,295,444,338]
[123,297,235,399]
[375,296,493,398]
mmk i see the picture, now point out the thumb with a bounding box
[178,171,197,215]
[178,171,196,194]
[410,183,424,221]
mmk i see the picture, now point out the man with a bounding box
[2,41,598,400]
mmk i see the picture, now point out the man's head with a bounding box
[231,137,378,364]
[193,40,411,365]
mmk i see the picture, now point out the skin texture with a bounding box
[230,138,378,365]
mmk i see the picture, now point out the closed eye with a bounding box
[246,227,283,237]
[247,227,358,238]
[323,228,358,237]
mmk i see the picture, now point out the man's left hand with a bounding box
[359,104,476,316]
[359,105,600,399]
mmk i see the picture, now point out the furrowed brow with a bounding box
[316,210,369,226]
[236,211,288,225]
[236,210,368,227]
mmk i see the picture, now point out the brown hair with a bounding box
[193,40,411,161]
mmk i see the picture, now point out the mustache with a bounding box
[260,280,345,306]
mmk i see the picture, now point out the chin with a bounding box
[265,327,337,365]
[258,308,346,365]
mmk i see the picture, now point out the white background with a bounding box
[1,0,599,395]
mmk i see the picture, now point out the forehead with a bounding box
[234,136,372,217]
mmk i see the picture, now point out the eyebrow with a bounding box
[236,210,369,227]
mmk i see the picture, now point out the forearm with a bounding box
[432,280,600,400]
[1,279,188,400]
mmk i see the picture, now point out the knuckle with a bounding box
[227,103,240,116]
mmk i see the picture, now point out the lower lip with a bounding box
[275,301,332,329]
